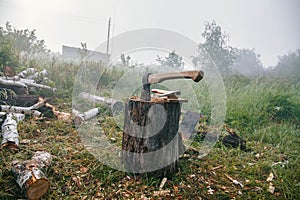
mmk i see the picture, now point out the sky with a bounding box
[0,0,299,67]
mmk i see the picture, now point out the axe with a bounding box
[141,70,204,101]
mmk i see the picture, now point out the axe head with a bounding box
[140,70,204,101]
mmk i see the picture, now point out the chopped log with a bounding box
[31,151,52,168]
[121,97,185,178]
[20,79,56,92]
[0,94,39,107]
[1,113,25,149]
[1,69,56,93]
[79,92,123,113]
[0,98,45,116]
[14,68,36,79]
[0,79,28,95]
[11,151,52,199]
[72,108,100,125]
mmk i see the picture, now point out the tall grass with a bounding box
[225,76,300,131]
[9,56,300,198]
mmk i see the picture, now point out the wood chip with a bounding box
[224,173,244,188]
[153,190,170,196]
[266,172,274,182]
[268,184,275,194]
[211,165,223,171]
[159,177,167,190]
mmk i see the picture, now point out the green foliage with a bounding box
[232,48,264,76]
[193,20,236,75]
[0,22,49,69]
[272,49,300,80]
[156,50,184,70]
[120,53,131,67]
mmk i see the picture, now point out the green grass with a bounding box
[0,63,299,199]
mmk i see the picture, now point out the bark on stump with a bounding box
[122,98,185,178]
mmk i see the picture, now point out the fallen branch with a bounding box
[11,151,52,199]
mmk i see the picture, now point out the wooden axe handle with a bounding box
[148,70,204,84]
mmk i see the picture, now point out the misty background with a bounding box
[1,0,299,69]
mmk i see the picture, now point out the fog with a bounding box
[0,0,299,67]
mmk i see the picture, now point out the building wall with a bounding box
[62,45,110,63]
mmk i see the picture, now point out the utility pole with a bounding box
[106,17,111,55]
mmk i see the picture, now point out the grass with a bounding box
[0,62,300,199]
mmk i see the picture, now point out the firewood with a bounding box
[11,151,52,199]
[14,68,36,79]
[0,98,45,116]
[1,113,25,149]
[1,67,56,93]
[79,92,123,113]
[0,78,28,95]
[72,108,100,125]
[20,79,56,92]
[0,94,39,107]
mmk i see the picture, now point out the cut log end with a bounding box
[26,178,50,200]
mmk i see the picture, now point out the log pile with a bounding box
[0,67,59,149]
[0,68,63,198]
[11,151,52,200]
[0,67,56,94]
[1,113,25,150]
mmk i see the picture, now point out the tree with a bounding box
[120,53,131,67]
[231,48,264,76]
[156,50,184,70]
[0,22,49,69]
[193,21,236,75]
[272,49,300,80]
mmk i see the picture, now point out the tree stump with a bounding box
[121,97,185,178]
